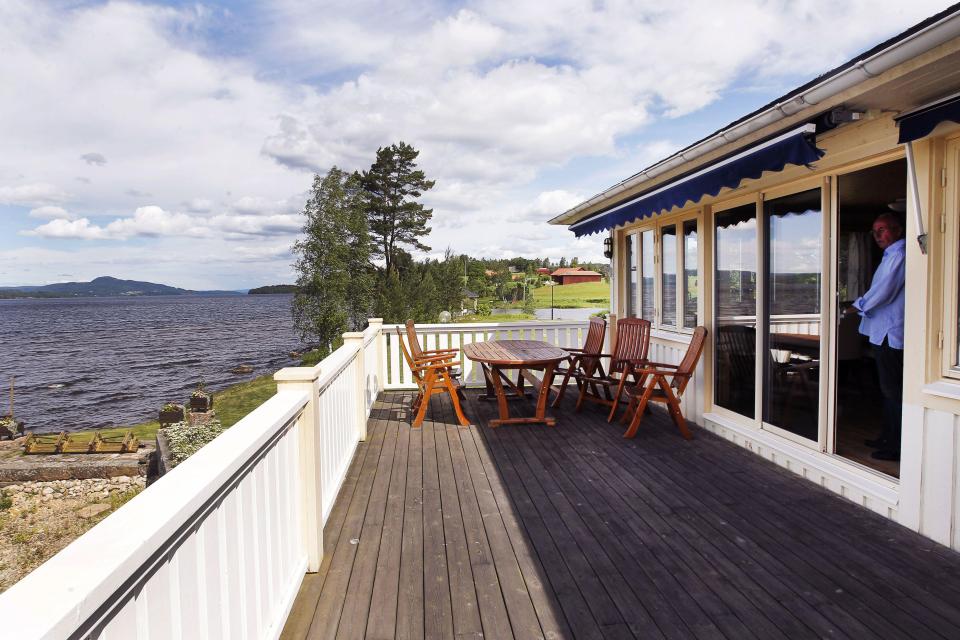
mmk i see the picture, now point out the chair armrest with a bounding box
[629,359,678,368]
[412,360,460,373]
[631,367,691,378]
[413,353,459,365]
[420,347,459,355]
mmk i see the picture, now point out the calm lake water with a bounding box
[0,295,303,433]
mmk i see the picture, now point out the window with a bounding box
[661,225,677,327]
[626,233,638,317]
[641,230,655,321]
[714,204,758,419]
[683,220,698,328]
[621,215,699,329]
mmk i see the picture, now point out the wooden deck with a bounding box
[282,390,960,639]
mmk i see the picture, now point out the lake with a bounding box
[0,295,303,433]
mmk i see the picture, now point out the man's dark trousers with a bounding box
[875,338,904,453]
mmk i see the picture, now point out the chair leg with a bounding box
[623,377,658,438]
[551,368,574,408]
[575,381,588,413]
[607,375,629,423]
[667,395,692,440]
[412,373,435,428]
[445,373,470,427]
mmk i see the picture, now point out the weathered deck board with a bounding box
[284,390,960,639]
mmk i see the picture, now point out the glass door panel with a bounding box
[661,225,677,327]
[683,220,698,328]
[626,233,638,317]
[641,230,655,321]
[714,204,757,418]
[763,188,822,440]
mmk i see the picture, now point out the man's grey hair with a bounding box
[874,212,903,231]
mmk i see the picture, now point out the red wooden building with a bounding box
[550,267,602,285]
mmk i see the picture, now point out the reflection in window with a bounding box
[641,230,655,321]
[763,189,822,441]
[714,205,757,418]
[626,233,638,317]
[683,220,698,329]
[662,225,677,326]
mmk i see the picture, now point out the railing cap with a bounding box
[275,365,320,382]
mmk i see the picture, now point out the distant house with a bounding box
[483,269,498,278]
[536,267,552,275]
[550,267,603,285]
[461,288,479,313]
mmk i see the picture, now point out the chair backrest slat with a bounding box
[580,317,607,376]
[672,326,708,392]
[396,328,424,386]
[612,318,651,372]
[405,319,425,359]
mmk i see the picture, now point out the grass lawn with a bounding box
[68,374,278,443]
[531,280,610,308]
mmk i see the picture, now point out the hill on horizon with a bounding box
[0,276,242,298]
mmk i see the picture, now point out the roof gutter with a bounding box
[551,8,960,226]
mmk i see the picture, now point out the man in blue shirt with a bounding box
[849,213,905,461]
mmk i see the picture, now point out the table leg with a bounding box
[489,365,511,427]
[477,363,496,400]
[535,363,558,427]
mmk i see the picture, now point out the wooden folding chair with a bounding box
[575,317,652,422]
[551,316,606,407]
[397,328,470,428]
[620,326,707,439]
[406,319,462,379]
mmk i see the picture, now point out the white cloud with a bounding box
[0,0,949,288]
[28,205,74,220]
[27,218,108,240]
[0,183,68,206]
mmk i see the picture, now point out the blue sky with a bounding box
[0,0,949,289]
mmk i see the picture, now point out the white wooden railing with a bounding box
[382,320,590,388]
[0,320,385,639]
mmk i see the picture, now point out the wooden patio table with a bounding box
[462,340,568,427]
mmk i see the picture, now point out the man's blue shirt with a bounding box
[853,238,905,349]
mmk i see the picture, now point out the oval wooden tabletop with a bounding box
[462,340,569,366]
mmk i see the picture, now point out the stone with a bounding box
[41,487,54,496]
[77,504,111,519]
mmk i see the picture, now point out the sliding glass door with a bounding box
[763,189,822,441]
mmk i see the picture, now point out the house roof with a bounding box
[462,289,479,298]
[551,4,960,228]
[551,268,601,277]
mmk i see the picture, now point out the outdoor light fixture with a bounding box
[603,237,613,259]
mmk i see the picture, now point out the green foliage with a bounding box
[362,141,435,274]
[248,284,297,294]
[0,494,11,511]
[292,167,373,348]
[476,301,492,316]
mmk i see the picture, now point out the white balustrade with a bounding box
[0,320,385,639]
[382,320,589,389]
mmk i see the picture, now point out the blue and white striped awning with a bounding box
[570,124,824,237]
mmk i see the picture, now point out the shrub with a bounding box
[476,301,492,316]
[161,420,226,467]
[0,494,12,511]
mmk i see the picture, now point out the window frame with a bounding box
[618,210,701,332]
[941,136,960,380]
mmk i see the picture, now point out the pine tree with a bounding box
[292,168,372,352]
[362,142,435,274]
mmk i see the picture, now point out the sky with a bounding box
[0,0,950,290]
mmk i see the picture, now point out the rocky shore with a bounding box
[0,477,145,593]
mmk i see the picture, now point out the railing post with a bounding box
[274,365,323,572]
[342,332,368,441]
[368,317,386,392]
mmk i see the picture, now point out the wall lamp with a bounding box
[603,237,613,259]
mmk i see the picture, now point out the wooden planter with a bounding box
[190,395,213,412]
[159,407,184,426]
